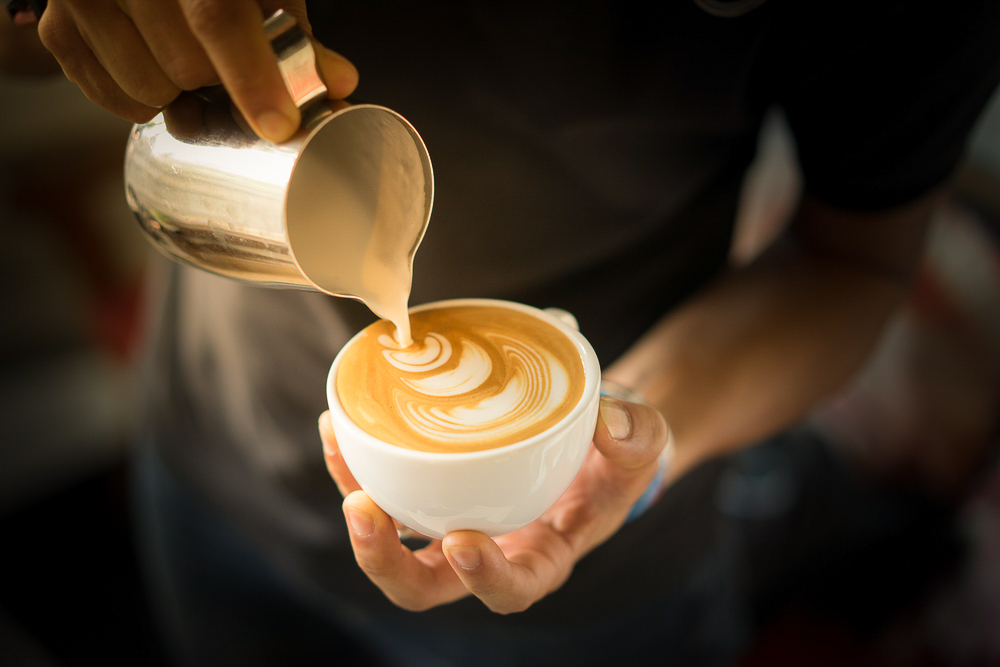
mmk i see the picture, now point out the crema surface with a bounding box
[337,305,586,452]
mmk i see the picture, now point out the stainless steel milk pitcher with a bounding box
[124,10,434,309]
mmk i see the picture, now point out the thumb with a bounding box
[539,397,673,544]
[592,397,671,471]
[314,43,358,100]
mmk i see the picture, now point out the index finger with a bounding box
[343,491,470,611]
[178,0,299,141]
[318,411,360,497]
[442,523,576,615]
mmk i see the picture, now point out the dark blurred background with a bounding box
[1,70,999,665]
[0,73,165,665]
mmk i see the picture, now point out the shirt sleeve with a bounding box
[772,1,1000,210]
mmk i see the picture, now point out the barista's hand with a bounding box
[34,0,357,141]
[318,398,669,613]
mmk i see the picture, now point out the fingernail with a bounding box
[600,397,631,441]
[447,546,481,570]
[345,508,374,538]
[256,110,296,142]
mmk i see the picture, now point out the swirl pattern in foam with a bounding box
[337,305,587,453]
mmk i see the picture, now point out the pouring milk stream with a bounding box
[124,10,432,346]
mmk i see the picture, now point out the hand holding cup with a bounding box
[319,393,669,613]
[320,298,672,613]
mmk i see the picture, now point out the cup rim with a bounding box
[326,298,601,461]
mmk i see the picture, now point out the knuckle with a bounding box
[548,567,573,595]
[391,594,435,613]
[132,81,179,109]
[93,81,158,122]
[117,103,160,124]
[36,13,73,60]
[94,87,159,123]
[69,68,158,123]
[468,579,533,615]
[469,578,507,602]
[354,546,404,581]
[355,555,392,579]
[486,597,531,615]
[162,55,216,91]
[126,111,159,124]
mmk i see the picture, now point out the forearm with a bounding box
[605,190,943,480]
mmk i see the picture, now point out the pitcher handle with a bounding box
[264,9,328,110]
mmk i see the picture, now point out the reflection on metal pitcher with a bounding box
[123,10,433,336]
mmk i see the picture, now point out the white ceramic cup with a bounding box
[326,298,601,539]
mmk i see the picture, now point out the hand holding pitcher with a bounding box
[35,0,357,141]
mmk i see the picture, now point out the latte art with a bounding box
[337,305,587,453]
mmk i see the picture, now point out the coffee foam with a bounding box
[337,305,586,453]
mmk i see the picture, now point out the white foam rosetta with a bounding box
[338,306,586,452]
[382,332,570,443]
[379,332,452,372]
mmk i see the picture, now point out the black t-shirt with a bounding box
[140,0,1000,629]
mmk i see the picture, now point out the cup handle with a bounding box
[543,307,580,331]
[264,9,328,110]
